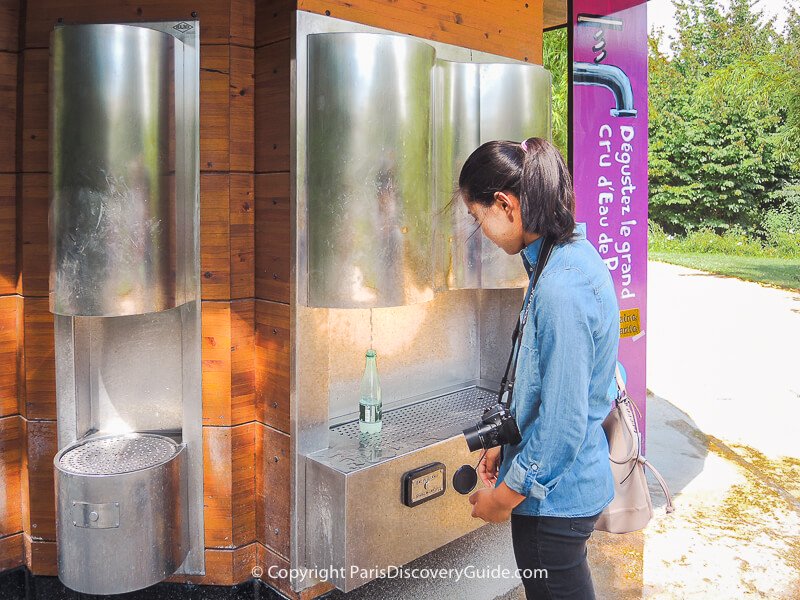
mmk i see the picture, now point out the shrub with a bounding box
[762,188,800,258]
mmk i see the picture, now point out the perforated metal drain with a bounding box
[333,387,497,443]
[57,434,179,475]
[309,385,498,473]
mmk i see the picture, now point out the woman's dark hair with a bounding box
[457,137,577,245]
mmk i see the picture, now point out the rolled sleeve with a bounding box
[506,267,599,500]
[503,455,548,500]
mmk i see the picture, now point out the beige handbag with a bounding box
[595,366,674,534]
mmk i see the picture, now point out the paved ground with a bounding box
[323,260,800,600]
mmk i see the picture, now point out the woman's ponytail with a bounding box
[519,137,577,245]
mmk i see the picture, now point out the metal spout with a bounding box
[573,61,637,117]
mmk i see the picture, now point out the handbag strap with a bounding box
[641,457,676,513]
[608,364,641,466]
[615,364,626,400]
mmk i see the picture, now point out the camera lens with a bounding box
[463,422,488,452]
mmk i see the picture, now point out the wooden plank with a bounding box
[230,45,255,173]
[255,543,336,600]
[230,299,256,424]
[231,0,256,48]
[200,174,231,301]
[254,300,289,433]
[202,301,233,425]
[543,0,567,29]
[18,416,27,538]
[20,49,47,174]
[230,174,255,299]
[202,300,255,426]
[200,175,255,301]
[256,542,291,597]
[254,173,290,304]
[23,535,57,575]
[0,415,22,537]
[166,543,257,586]
[0,532,24,572]
[0,0,20,52]
[23,419,57,541]
[0,297,18,417]
[255,0,293,48]
[203,425,234,547]
[0,53,17,174]
[254,39,290,173]
[200,44,231,172]
[0,175,16,295]
[18,174,48,297]
[255,421,289,558]
[14,296,24,418]
[297,0,544,63]
[22,298,54,420]
[24,0,232,49]
[231,422,256,547]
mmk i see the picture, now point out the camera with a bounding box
[462,402,522,452]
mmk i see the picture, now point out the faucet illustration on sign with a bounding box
[573,13,637,118]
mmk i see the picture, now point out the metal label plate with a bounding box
[402,462,446,507]
[71,501,120,529]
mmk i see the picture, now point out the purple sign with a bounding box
[571,0,649,450]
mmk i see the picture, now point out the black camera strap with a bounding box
[497,236,555,409]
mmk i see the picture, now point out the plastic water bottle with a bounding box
[359,349,382,433]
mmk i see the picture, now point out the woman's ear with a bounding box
[493,191,518,220]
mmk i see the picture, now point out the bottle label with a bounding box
[360,403,382,423]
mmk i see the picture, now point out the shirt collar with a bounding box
[519,224,587,275]
[520,236,544,276]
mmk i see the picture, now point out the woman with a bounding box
[462,138,619,599]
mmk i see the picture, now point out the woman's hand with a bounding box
[477,446,502,488]
[469,483,525,523]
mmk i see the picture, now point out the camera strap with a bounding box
[497,236,555,409]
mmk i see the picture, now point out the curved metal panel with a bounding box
[54,434,188,595]
[50,24,178,316]
[307,33,436,308]
[433,60,481,291]
[479,63,553,289]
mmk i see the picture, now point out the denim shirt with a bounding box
[496,225,619,517]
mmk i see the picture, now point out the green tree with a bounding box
[543,27,568,158]
[648,0,798,234]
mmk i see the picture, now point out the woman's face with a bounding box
[464,191,533,255]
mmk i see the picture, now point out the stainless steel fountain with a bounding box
[292,13,553,593]
[48,20,203,595]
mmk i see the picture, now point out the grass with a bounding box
[650,252,800,292]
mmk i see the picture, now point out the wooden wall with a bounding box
[0,0,23,575]
[4,0,264,585]
[0,0,543,597]
[297,0,544,62]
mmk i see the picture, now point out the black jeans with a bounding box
[510,511,602,600]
